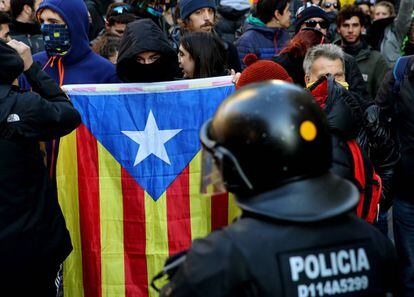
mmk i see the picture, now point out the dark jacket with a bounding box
[344,53,372,109]
[0,42,80,289]
[215,5,249,43]
[310,75,398,210]
[21,0,119,87]
[9,20,44,54]
[309,75,363,183]
[358,104,400,210]
[86,0,106,41]
[117,19,180,83]
[160,190,397,296]
[376,58,414,201]
[236,17,290,69]
[273,52,305,86]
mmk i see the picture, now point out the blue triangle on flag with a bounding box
[70,85,233,200]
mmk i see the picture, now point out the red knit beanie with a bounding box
[236,54,293,90]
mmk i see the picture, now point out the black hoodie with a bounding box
[117,19,180,83]
[0,40,81,290]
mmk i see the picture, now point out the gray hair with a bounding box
[303,44,345,76]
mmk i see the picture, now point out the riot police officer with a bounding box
[156,81,398,297]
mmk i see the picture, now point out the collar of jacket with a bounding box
[245,20,287,36]
[246,15,266,27]
[335,39,370,61]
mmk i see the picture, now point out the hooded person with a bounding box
[21,0,119,88]
[117,18,180,83]
[0,39,80,295]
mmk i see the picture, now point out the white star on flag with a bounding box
[122,110,182,166]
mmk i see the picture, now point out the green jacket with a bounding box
[337,40,390,100]
[354,46,390,100]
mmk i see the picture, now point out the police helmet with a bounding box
[200,81,359,222]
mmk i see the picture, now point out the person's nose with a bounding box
[203,11,211,21]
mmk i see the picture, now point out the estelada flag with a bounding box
[57,77,241,297]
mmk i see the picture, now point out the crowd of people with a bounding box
[1,0,414,295]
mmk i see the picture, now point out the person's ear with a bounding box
[105,20,111,31]
[305,75,310,85]
[274,10,282,22]
[23,4,33,16]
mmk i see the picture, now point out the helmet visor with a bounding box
[199,120,227,195]
[200,148,227,195]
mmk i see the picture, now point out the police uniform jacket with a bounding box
[160,174,398,297]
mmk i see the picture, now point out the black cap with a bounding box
[295,5,329,33]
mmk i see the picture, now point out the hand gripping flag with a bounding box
[57,77,241,297]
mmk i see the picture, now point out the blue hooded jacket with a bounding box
[236,17,290,69]
[28,0,119,86]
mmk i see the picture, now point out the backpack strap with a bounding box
[347,139,365,218]
[393,55,412,93]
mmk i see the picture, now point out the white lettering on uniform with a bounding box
[288,248,371,281]
[357,248,370,271]
[319,253,332,277]
[330,252,338,275]
[290,256,304,281]
[350,249,357,272]
[331,279,341,294]
[298,285,309,297]
[337,250,351,274]
[305,255,320,279]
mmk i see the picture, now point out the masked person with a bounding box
[28,0,119,86]
[117,18,180,83]
[154,81,398,297]
[367,0,414,64]
[0,39,80,296]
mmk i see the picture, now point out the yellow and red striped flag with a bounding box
[57,77,241,297]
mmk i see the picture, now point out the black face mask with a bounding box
[120,57,176,83]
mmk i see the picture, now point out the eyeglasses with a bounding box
[323,2,338,9]
[304,19,329,29]
[110,5,133,15]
